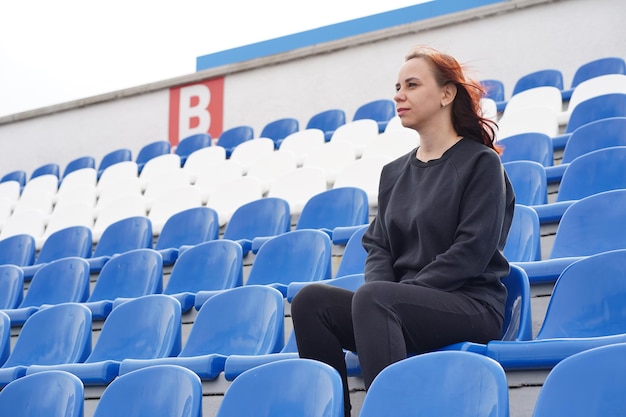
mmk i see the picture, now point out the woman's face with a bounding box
[394,57,448,131]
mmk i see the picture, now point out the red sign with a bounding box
[168,77,224,146]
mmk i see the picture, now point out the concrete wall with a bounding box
[0,0,624,176]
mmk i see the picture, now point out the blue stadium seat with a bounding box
[62,155,95,179]
[487,249,626,370]
[359,351,509,417]
[196,229,332,304]
[534,147,626,224]
[353,99,395,133]
[217,358,344,417]
[333,224,369,278]
[504,205,541,263]
[498,132,554,167]
[0,234,36,267]
[0,311,10,366]
[30,163,60,180]
[97,148,132,179]
[0,303,92,387]
[532,343,626,416]
[217,125,254,158]
[163,240,243,312]
[0,170,27,188]
[21,225,92,281]
[175,132,211,165]
[135,140,171,173]
[26,294,182,385]
[222,197,291,256]
[0,265,24,310]
[3,257,90,325]
[119,285,284,380]
[154,206,220,265]
[512,68,564,96]
[545,117,626,183]
[306,108,347,142]
[514,189,626,285]
[0,370,84,417]
[480,79,507,111]
[561,56,626,100]
[92,365,202,417]
[260,117,300,149]
[84,248,163,319]
[503,161,547,206]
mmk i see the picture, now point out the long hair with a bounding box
[405,46,500,153]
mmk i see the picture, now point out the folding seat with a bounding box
[496,106,560,140]
[0,265,23,310]
[498,132,554,167]
[217,359,343,417]
[260,117,299,149]
[333,156,390,208]
[62,155,95,179]
[0,170,26,188]
[487,249,626,370]
[246,149,299,193]
[502,86,563,118]
[95,160,139,193]
[504,205,541,263]
[0,208,47,243]
[25,294,182,385]
[192,159,245,204]
[481,97,499,124]
[91,194,148,242]
[163,239,243,312]
[352,99,396,133]
[359,351,509,417]
[533,147,626,225]
[0,370,84,417]
[206,176,265,226]
[0,180,21,203]
[511,68,564,96]
[119,285,283,381]
[0,234,35,267]
[360,128,419,160]
[228,137,275,174]
[503,161,547,206]
[147,184,203,236]
[154,206,220,265]
[30,163,60,181]
[96,147,132,179]
[514,189,626,285]
[82,248,163,319]
[480,79,507,112]
[561,56,626,100]
[306,108,346,142]
[92,365,202,417]
[174,132,211,165]
[266,166,328,218]
[302,140,358,186]
[278,128,326,166]
[87,216,153,273]
[2,257,90,325]
[0,199,12,233]
[383,115,403,132]
[532,343,626,416]
[545,116,626,183]
[181,145,227,182]
[135,140,171,173]
[0,312,8,367]
[12,173,58,214]
[95,176,143,213]
[55,168,98,207]
[0,303,92,387]
[138,153,183,191]
[559,74,626,125]
[216,125,254,158]
[38,201,95,248]
[21,225,92,281]
[333,225,369,277]
[57,167,98,192]
[195,229,331,304]
[222,197,291,256]
[329,119,379,158]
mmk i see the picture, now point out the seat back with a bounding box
[512,69,564,96]
[147,185,204,235]
[35,225,93,264]
[503,161,547,206]
[182,285,284,357]
[266,166,328,216]
[480,79,505,102]
[538,249,626,339]
[155,206,219,250]
[175,133,211,164]
[0,265,24,310]
[306,109,346,141]
[164,240,243,295]
[93,364,202,417]
[353,99,395,132]
[504,205,541,263]
[360,351,509,417]
[565,74,626,117]
[3,303,92,368]
[296,187,368,232]
[0,171,27,188]
[335,225,369,278]
[63,156,96,178]
[0,370,84,417]
[333,156,389,207]
[562,117,626,164]
[532,343,626,417]
[97,148,133,178]
[565,93,626,133]
[223,197,291,242]
[0,312,10,366]
[92,216,153,258]
[0,234,35,266]
[501,265,533,341]
[557,146,626,202]
[571,56,626,88]
[31,163,60,180]
[20,257,91,308]
[87,294,181,363]
[136,140,171,171]
[216,125,254,157]
[550,190,626,259]
[503,86,563,117]
[246,229,332,286]
[216,358,343,417]
[498,132,554,167]
[260,118,299,148]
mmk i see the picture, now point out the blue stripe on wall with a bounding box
[196,0,507,71]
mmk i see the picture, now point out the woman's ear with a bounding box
[441,83,458,107]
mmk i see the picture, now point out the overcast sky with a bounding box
[0,0,423,117]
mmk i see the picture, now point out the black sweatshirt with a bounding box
[362,137,515,316]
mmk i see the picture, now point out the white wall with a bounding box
[0,0,624,175]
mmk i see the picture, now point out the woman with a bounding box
[291,45,515,417]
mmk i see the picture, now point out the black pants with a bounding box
[291,281,503,417]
